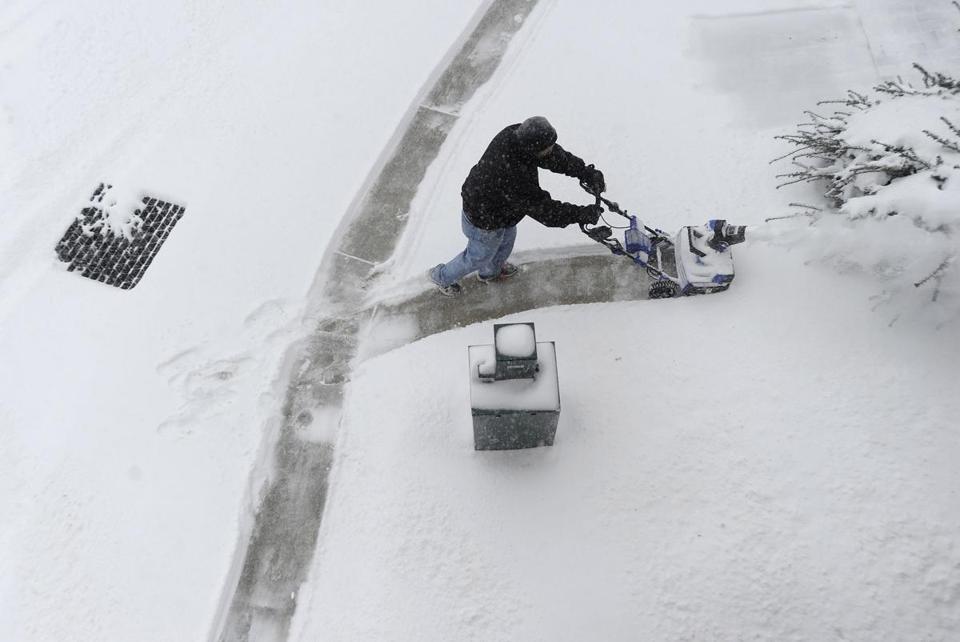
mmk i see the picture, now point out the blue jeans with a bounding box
[431,212,517,287]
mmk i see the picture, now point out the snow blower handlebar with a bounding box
[577,180,624,253]
[579,178,627,218]
[577,180,668,250]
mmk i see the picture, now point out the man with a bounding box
[428,116,605,296]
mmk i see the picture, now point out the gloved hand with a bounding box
[577,204,602,225]
[582,164,605,194]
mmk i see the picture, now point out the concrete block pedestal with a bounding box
[468,330,560,450]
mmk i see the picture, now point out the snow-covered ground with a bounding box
[294,0,960,640]
[292,246,960,641]
[383,0,955,284]
[3,0,960,640]
[1,1,483,639]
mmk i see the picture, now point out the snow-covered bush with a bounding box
[775,63,960,324]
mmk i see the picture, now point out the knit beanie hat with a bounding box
[515,116,557,152]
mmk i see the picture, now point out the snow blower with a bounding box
[578,182,746,299]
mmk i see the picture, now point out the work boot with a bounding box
[477,262,520,283]
[428,266,462,297]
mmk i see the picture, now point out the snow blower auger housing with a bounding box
[578,182,746,299]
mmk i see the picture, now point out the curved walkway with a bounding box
[213,1,649,639]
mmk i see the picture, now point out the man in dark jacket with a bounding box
[428,116,605,296]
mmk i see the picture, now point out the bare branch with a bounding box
[769,144,817,164]
[870,139,932,170]
[764,211,817,223]
[775,175,817,189]
[923,129,960,153]
[914,256,954,288]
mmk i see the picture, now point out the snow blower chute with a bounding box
[578,182,746,299]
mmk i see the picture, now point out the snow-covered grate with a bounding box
[56,184,185,289]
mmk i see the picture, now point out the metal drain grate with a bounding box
[56,184,186,289]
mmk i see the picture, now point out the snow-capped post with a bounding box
[492,322,538,380]
[468,323,560,450]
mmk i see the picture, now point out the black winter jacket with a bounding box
[461,124,590,230]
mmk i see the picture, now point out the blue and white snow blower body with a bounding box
[579,185,746,299]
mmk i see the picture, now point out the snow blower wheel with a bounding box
[648,280,678,299]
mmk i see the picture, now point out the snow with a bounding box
[469,343,559,411]
[845,168,960,230]
[290,1,960,640]
[291,245,960,641]
[837,92,960,233]
[777,83,960,322]
[4,0,960,640]
[74,184,149,239]
[494,322,536,358]
[379,0,896,288]
[0,1,484,640]
[841,94,960,161]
